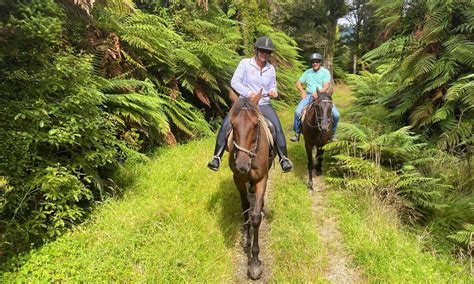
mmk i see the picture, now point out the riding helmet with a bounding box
[309,53,323,62]
[254,36,275,51]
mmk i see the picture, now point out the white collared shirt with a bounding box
[230,57,277,105]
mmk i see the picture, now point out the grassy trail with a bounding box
[2,85,470,282]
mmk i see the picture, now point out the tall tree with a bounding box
[320,0,348,76]
[272,0,348,77]
[343,0,381,73]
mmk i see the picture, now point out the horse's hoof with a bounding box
[248,259,263,280]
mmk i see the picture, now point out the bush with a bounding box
[0,0,119,256]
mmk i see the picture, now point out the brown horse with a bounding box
[301,92,333,191]
[227,91,274,280]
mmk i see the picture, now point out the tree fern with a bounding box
[364,0,474,149]
[99,78,211,145]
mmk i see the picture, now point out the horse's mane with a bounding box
[229,97,260,118]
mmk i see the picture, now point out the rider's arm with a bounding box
[295,80,306,99]
[320,69,331,94]
[231,59,252,97]
[320,82,330,93]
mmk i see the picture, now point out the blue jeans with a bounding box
[293,93,340,135]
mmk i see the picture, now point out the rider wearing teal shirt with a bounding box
[290,53,340,142]
[299,66,331,94]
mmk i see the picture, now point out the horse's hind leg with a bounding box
[305,143,314,191]
[248,177,267,280]
[234,175,251,250]
[315,147,323,176]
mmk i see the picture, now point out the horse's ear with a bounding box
[249,89,262,105]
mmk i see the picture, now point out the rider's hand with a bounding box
[269,90,278,98]
[312,92,318,99]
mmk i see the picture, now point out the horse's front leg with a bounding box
[247,176,267,280]
[234,175,251,250]
[315,147,324,176]
[305,143,314,191]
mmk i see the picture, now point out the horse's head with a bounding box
[229,90,262,174]
[311,92,333,132]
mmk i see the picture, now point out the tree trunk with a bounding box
[353,54,357,74]
[324,19,337,79]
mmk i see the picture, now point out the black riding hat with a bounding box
[309,53,323,61]
[254,36,275,51]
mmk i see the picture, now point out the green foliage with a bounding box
[364,0,474,150]
[327,72,473,257]
[0,0,123,255]
[327,190,471,282]
[90,0,243,115]
[100,78,211,146]
[449,223,473,249]
[326,122,474,253]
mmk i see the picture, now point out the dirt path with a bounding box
[311,176,363,283]
[231,172,275,283]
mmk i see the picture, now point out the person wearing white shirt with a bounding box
[207,36,293,173]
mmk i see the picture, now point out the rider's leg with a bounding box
[207,114,231,171]
[259,104,293,172]
[291,94,312,142]
[331,104,340,141]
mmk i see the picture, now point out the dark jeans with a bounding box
[213,104,288,158]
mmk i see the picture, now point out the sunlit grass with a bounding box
[268,108,328,282]
[326,190,471,282]
[1,139,239,282]
[2,84,470,282]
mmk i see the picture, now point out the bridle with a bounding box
[232,110,261,163]
[306,97,333,130]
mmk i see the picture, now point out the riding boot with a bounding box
[275,142,293,173]
[207,144,225,171]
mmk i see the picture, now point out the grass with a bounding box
[1,132,329,282]
[268,105,328,282]
[326,190,471,282]
[1,84,471,282]
[327,84,472,282]
[1,139,239,282]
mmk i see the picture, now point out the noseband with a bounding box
[307,98,333,130]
